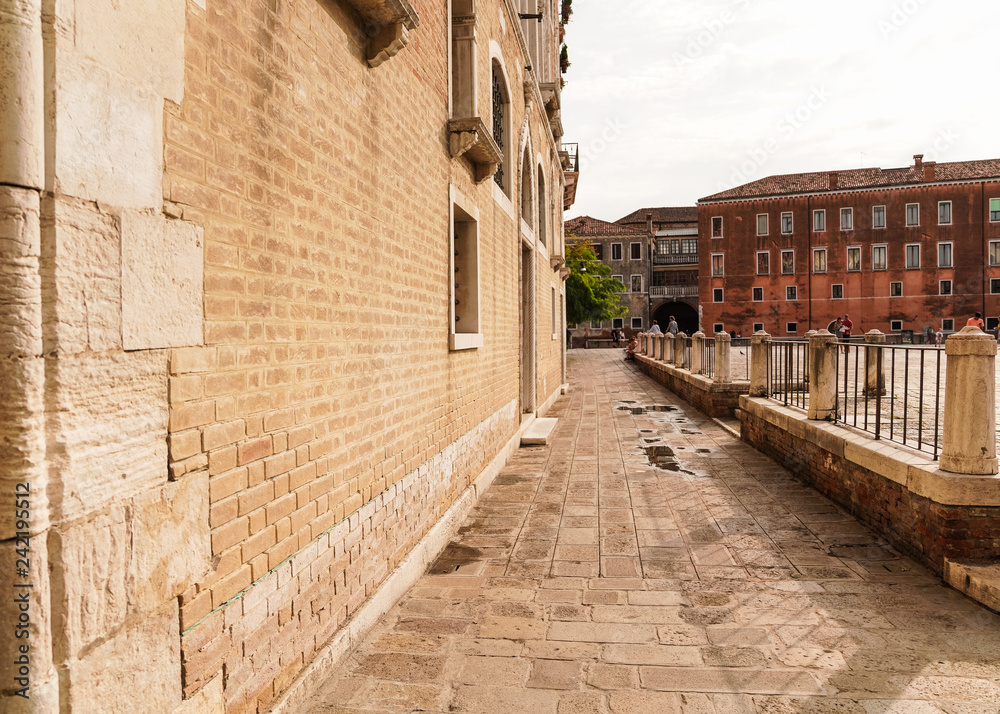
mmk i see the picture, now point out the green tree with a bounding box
[565,240,628,326]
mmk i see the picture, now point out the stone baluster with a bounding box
[863,329,886,396]
[941,326,998,475]
[750,330,771,397]
[674,332,687,369]
[807,329,838,420]
[691,332,705,374]
[714,330,731,383]
[665,333,675,363]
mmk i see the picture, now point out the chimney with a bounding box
[646,213,653,235]
[829,172,838,190]
[924,161,936,182]
[913,154,924,169]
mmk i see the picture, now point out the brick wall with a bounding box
[634,354,747,418]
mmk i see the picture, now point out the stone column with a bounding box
[691,332,705,374]
[941,326,998,475]
[750,330,771,397]
[807,329,838,420]
[863,329,886,396]
[656,334,664,361]
[714,330,731,383]
[665,333,675,363]
[803,329,817,385]
[675,332,687,368]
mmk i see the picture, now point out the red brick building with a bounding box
[698,155,1000,338]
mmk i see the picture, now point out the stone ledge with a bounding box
[636,355,749,395]
[448,118,502,184]
[944,559,1000,612]
[521,418,557,446]
[342,0,420,67]
[739,396,1000,508]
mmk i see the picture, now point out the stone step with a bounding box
[520,417,557,446]
[944,559,1000,612]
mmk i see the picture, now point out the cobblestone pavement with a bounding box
[301,349,1000,714]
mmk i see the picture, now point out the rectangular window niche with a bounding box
[451,200,483,350]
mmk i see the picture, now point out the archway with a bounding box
[653,302,698,335]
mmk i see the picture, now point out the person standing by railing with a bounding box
[967,312,986,331]
[840,314,853,352]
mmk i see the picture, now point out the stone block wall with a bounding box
[634,354,748,418]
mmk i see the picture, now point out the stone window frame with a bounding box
[990,198,1000,222]
[786,285,798,301]
[905,243,921,270]
[846,245,862,272]
[906,203,920,227]
[612,317,624,329]
[713,323,725,334]
[551,286,558,340]
[840,207,854,231]
[832,284,844,300]
[752,286,764,302]
[489,49,514,204]
[891,320,903,331]
[989,240,1000,266]
[711,252,724,277]
[872,205,886,229]
[713,288,724,303]
[938,241,953,269]
[780,249,795,275]
[786,322,798,334]
[537,165,548,249]
[942,318,955,331]
[591,320,603,329]
[939,279,953,296]
[872,243,888,271]
[780,212,793,234]
[756,250,770,275]
[630,242,642,260]
[890,281,903,297]
[611,274,623,292]
[630,274,642,293]
[812,247,827,274]
[990,278,1000,295]
[938,201,953,226]
[520,149,534,230]
[756,213,768,236]
[712,216,723,238]
[631,317,643,330]
[813,209,826,232]
[610,243,623,261]
[450,185,483,351]
[753,322,764,333]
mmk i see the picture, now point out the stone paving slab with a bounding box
[299,350,1000,713]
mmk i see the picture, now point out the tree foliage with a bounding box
[565,240,628,326]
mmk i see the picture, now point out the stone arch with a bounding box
[652,301,699,335]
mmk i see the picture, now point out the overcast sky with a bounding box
[561,0,996,222]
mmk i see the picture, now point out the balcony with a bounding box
[650,285,699,299]
[653,253,699,266]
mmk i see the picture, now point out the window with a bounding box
[711,253,724,277]
[873,205,886,229]
[786,285,797,301]
[991,241,1000,266]
[812,248,827,273]
[552,286,557,337]
[612,317,624,329]
[591,320,602,329]
[832,284,844,299]
[450,198,482,350]
[713,323,725,333]
[712,216,723,237]
[631,317,643,330]
[611,275,623,291]
[846,246,861,272]
[713,288,724,303]
[538,173,547,247]
[786,322,798,334]
[781,212,793,234]
[491,63,510,194]
[938,242,953,268]
[891,320,903,332]
[756,251,770,275]
[841,207,853,231]
[890,281,902,297]
[611,243,622,261]
[990,317,1000,331]
[872,244,887,271]
[781,249,794,274]
[813,209,826,232]
[681,238,697,254]
[939,280,952,296]
[906,203,919,226]
[630,275,642,293]
[939,201,952,225]
[753,322,764,333]
[943,319,954,331]
[520,152,533,226]
[752,287,763,302]
[905,244,920,269]
[991,279,1000,294]
[991,198,1000,222]
[630,242,642,260]
[591,244,603,260]
[757,214,768,236]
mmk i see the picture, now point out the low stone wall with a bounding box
[634,354,748,418]
[739,395,1000,575]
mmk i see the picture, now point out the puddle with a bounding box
[645,445,696,475]
[649,405,679,412]
[616,404,679,415]
[639,429,654,434]
[494,475,532,485]
[696,448,711,454]
[681,429,702,435]
[641,437,660,443]
[428,542,484,574]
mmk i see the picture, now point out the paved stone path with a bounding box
[301,350,1000,713]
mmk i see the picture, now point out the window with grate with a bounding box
[492,68,506,190]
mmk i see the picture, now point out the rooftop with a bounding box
[617,206,699,224]
[565,215,648,237]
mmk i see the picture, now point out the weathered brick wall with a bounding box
[740,399,1000,574]
[164,1,567,712]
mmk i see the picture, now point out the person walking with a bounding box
[667,316,678,335]
[649,320,662,335]
[840,314,853,352]
[935,328,943,347]
[967,312,986,330]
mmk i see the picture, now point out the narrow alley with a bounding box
[299,350,1000,713]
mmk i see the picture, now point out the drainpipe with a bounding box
[0,1,57,711]
[982,181,988,321]
[807,195,813,331]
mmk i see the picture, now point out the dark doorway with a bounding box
[653,302,698,335]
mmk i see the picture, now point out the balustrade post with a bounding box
[691,332,705,374]
[653,334,661,361]
[807,329,838,420]
[673,333,685,368]
[941,326,998,475]
[639,333,646,355]
[863,329,886,396]
[666,333,675,363]
[803,330,817,384]
[750,330,771,397]
[714,331,731,383]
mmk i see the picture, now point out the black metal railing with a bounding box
[682,337,692,369]
[836,342,944,459]
[731,337,751,381]
[653,254,699,266]
[767,339,809,410]
[562,143,579,172]
[702,337,716,378]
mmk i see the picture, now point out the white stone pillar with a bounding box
[714,331,731,383]
[674,332,687,368]
[750,330,770,397]
[941,326,998,475]
[803,329,817,385]
[691,331,705,374]
[666,333,675,363]
[863,329,886,397]
[656,334,664,361]
[808,329,838,420]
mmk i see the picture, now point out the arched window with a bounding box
[491,61,510,193]
[537,171,547,247]
[520,152,532,225]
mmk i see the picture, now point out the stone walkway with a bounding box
[300,350,1000,713]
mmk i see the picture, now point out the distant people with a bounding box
[967,312,986,331]
[649,320,662,335]
[625,337,638,361]
[729,330,736,339]
[935,328,943,347]
[611,328,620,346]
[736,330,743,338]
[827,316,842,334]
[667,316,678,335]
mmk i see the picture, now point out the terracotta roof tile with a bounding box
[700,158,1000,202]
[616,206,699,224]
[565,215,648,236]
